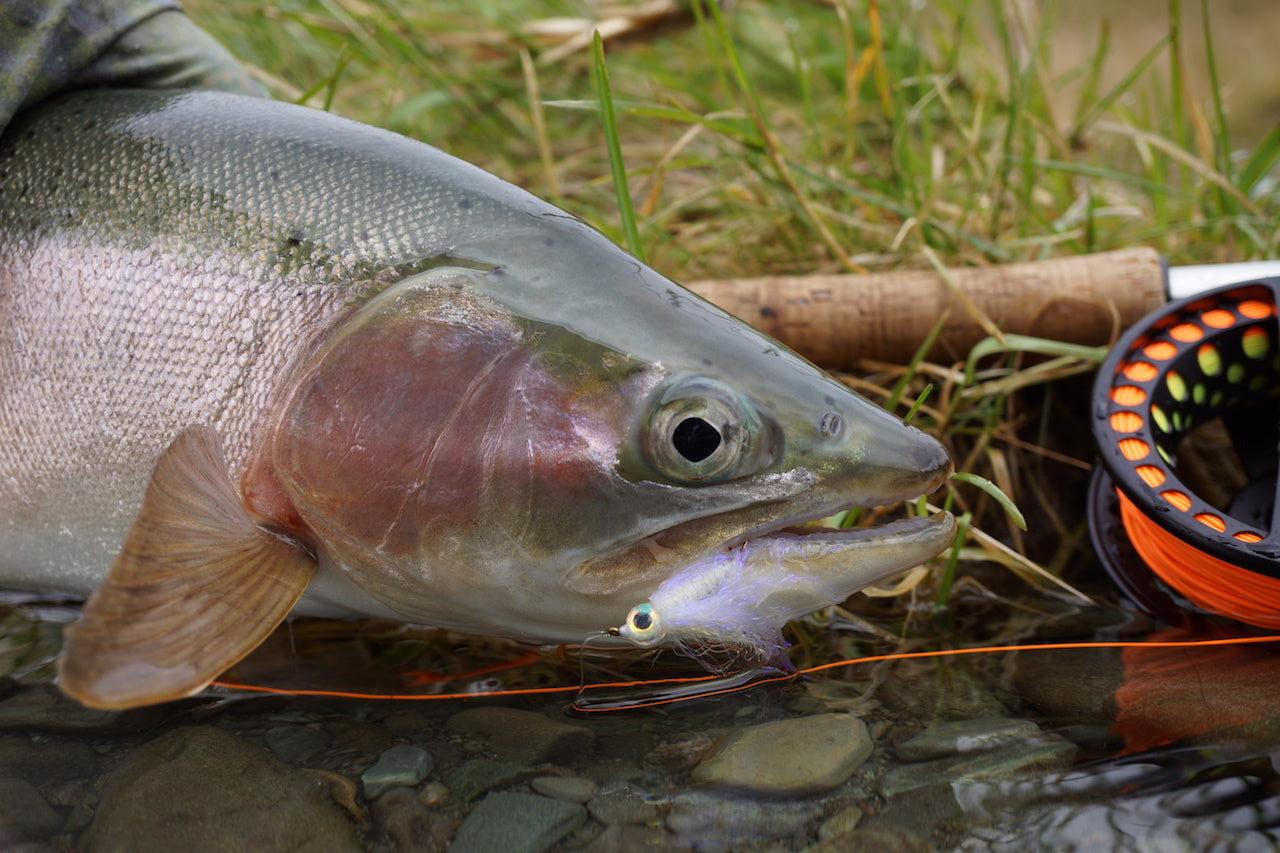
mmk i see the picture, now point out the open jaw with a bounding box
[609,507,958,655]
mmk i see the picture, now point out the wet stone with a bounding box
[444,758,534,803]
[265,725,331,763]
[80,726,360,853]
[585,823,689,852]
[666,790,822,848]
[880,739,1078,798]
[370,786,455,851]
[876,660,1010,720]
[446,706,594,765]
[895,718,1043,761]
[817,804,864,840]
[362,743,434,799]
[0,736,97,787]
[808,824,934,853]
[0,686,170,734]
[586,783,663,826]
[383,708,432,737]
[531,774,597,803]
[0,777,63,844]
[447,791,586,853]
[1013,648,1123,723]
[691,713,872,796]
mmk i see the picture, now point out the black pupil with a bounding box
[632,611,652,630]
[672,417,722,463]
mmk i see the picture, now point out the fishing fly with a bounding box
[607,538,870,668]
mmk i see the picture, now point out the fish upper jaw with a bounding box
[566,427,955,602]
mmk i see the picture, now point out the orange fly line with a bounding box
[209,632,1280,710]
[1117,489,1280,630]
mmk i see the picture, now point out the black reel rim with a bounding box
[1090,276,1280,579]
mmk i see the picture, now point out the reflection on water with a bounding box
[3,591,1280,850]
[961,750,1280,850]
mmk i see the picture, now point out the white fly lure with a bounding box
[608,512,955,666]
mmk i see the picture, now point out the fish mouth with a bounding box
[568,494,957,597]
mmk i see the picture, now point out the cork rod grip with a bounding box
[686,247,1167,370]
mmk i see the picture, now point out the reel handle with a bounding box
[688,246,1167,369]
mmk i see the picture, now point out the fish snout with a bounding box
[840,418,953,506]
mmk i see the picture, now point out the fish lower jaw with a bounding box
[729,510,958,572]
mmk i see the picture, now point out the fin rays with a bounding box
[58,426,316,709]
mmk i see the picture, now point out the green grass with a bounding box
[187,0,1277,616]
[190,0,1278,275]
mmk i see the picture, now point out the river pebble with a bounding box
[881,739,1078,798]
[666,790,822,848]
[361,743,435,799]
[447,791,586,853]
[1013,648,1123,722]
[531,774,597,803]
[816,804,864,840]
[0,736,97,787]
[895,718,1043,761]
[265,724,332,763]
[370,785,455,850]
[0,778,63,845]
[808,823,934,853]
[446,706,594,764]
[80,726,360,853]
[0,686,170,734]
[691,713,872,796]
[586,783,664,826]
[585,824,690,852]
[444,758,535,803]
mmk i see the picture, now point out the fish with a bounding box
[0,88,956,709]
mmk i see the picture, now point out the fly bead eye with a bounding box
[619,603,665,646]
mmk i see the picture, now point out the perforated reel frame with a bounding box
[1090,277,1280,580]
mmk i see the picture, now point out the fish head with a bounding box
[250,223,954,642]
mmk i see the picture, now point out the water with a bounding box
[3,579,1280,851]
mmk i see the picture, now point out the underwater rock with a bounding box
[584,824,690,852]
[0,736,97,787]
[691,713,872,796]
[0,686,171,734]
[531,774,597,803]
[447,791,586,853]
[0,777,63,845]
[1012,648,1123,723]
[895,718,1043,761]
[666,790,822,847]
[445,706,594,765]
[875,660,1010,719]
[81,726,360,853]
[370,786,455,851]
[586,783,663,826]
[807,823,934,853]
[361,743,434,799]
[880,739,1077,798]
[816,804,865,840]
[264,724,332,763]
[444,758,535,803]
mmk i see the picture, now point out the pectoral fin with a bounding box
[58,427,316,710]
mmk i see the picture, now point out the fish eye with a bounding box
[644,377,770,484]
[619,603,665,646]
[672,417,721,462]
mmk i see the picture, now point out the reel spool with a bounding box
[1090,278,1280,628]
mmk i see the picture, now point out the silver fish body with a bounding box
[0,90,954,707]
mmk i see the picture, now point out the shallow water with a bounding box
[3,581,1280,851]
